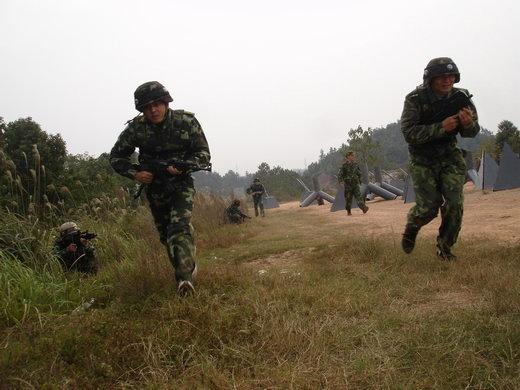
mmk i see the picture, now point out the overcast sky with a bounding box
[1,0,519,174]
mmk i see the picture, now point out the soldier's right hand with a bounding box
[66,243,77,252]
[441,115,459,133]
[135,171,154,184]
[458,107,474,128]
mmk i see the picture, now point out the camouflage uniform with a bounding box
[53,223,97,274]
[338,161,366,213]
[110,109,210,283]
[401,58,479,256]
[226,202,249,224]
[247,181,265,217]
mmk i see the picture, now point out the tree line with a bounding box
[1,116,518,209]
[306,119,518,178]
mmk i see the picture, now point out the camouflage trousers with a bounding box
[253,196,265,217]
[146,182,196,283]
[407,156,466,250]
[344,183,365,212]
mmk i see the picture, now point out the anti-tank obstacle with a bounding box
[298,175,335,207]
[263,189,280,209]
[493,143,520,191]
[331,162,399,212]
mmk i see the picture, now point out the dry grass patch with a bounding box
[409,289,487,316]
[2,199,520,388]
[244,247,316,277]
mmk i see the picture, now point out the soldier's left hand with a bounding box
[458,107,474,128]
[167,166,183,175]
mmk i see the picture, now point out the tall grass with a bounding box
[2,231,520,388]
[0,146,265,384]
[0,190,252,325]
[0,254,106,327]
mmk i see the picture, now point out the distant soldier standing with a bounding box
[53,222,97,274]
[110,81,211,295]
[400,58,480,260]
[246,178,265,217]
[338,151,368,215]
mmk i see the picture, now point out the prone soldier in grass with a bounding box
[110,81,211,296]
[53,222,97,274]
[400,57,480,261]
[338,151,368,215]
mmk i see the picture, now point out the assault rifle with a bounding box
[227,208,251,223]
[133,159,212,199]
[426,90,474,125]
[62,231,97,248]
[239,212,252,221]
[246,188,264,197]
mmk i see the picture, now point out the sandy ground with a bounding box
[274,186,520,244]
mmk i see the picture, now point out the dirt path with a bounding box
[271,186,520,244]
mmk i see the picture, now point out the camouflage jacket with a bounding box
[109,109,211,184]
[401,85,480,163]
[338,161,362,185]
[53,237,95,268]
[247,183,265,199]
[226,204,248,219]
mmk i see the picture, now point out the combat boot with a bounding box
[347,210,352,216]
[436,244,457,261]
[178,280,195,297]
[401,223,419,254]
[362,205,369,214]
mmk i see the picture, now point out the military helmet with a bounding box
[423,57,460,85]
[134,81,173,112]
[59,221,78,235]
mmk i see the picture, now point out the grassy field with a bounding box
[1,199,520,389]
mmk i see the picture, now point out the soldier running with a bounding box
[110,81,211,295]
[400,57,480,261]
[338,151,368,215]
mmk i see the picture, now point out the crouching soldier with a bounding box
[226,199,251,224]
[53,222,98,274]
